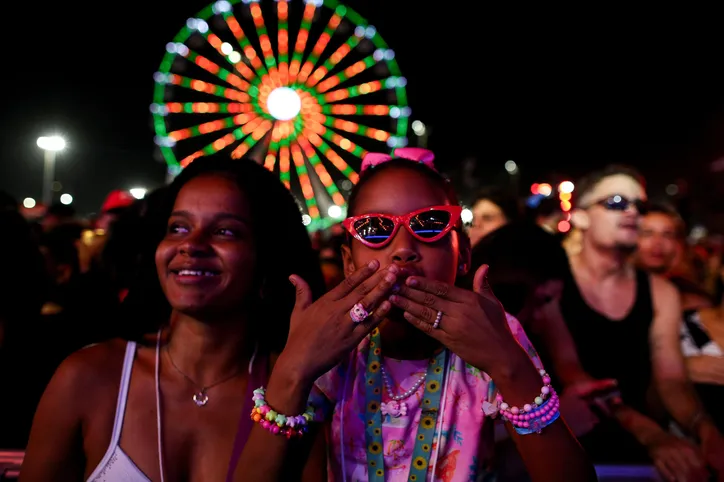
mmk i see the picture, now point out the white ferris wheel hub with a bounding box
[266,87,301,121]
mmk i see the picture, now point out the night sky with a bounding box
[2,2,723,221]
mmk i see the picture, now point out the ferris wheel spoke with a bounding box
[288,1,319,84]
[222,11,267,74]
[166,74,250,103]
[295,8,346,85]
[321,116,392,145]
[297,136,346,206]
[184,50,253,91]
[247,2,278,76]
[306,36,362,89]
[278,144,292,189]
[290,141,320,220]
[164,102,255,115]
[204,32,257,82]
[303,128,359,183]
[316,55,377,94]
[322,79,382,102]
[168,111,259,142]
[263,141,279,171]
[305,118,365,158]
[230,117,274,159]
[322,104,397,116]
[178,126,246,167]
[276,1,290,84]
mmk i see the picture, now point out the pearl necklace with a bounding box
[380,364,427,418]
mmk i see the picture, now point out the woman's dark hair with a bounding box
[458,222,569,315]
[121,155,325,352]
[346,159,460,217]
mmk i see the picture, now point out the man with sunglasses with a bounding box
[560,165,724,481]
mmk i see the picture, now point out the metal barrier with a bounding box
[0,451,664,481]
[0,451,22,481]
[595,465,662,481]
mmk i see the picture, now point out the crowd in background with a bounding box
[2,161,724,481]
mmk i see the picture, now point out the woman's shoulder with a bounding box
[52,338,133,398]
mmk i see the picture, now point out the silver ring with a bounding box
[432,311,443,329]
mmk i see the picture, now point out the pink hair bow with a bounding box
[360,147,436,173]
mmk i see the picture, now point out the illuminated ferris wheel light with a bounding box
[152,0,410,231]
[267,87,302,121]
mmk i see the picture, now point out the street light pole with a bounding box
[43,149,56,206]
[37,135,66,206]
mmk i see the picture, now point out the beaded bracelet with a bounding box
[250,387,315,438]
[496,370,560,435]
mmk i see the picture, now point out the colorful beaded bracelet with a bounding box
[250,387,315,438]
[496,370,560,435]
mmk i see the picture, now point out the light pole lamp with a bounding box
[37,136,66,206]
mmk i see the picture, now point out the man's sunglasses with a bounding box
[343,205,462,248]
[586,195,649,215]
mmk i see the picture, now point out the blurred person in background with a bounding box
[316,225,346,290]
[637,204,724,432]
[95,189,136,233]
[0,210,53,448]
[41,203,76,233]
[459,222,616,481]
[527,197,565,235]
[467,186,520,247]
[636,203,712,311]
[0,191,17,212]
[39,223,119,350]
[97,187,168,303]
[563,164,724,480]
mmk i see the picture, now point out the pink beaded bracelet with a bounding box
[496,369,552,414]
[250,387,314,438]
[495,370,561,434]
[501,390,560,427]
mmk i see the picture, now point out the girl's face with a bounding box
[155,174,258,318]
[342,167,468,293]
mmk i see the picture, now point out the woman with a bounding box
[236,148,595,482]
[467,187,520,247]
[20,155,325,481]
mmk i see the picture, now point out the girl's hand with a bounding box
[389,264,527,377]
[278,261,400,386]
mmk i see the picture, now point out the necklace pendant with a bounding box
[193,390,209,407]
[381,400,407,418]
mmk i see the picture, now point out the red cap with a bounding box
[101,190,135,212]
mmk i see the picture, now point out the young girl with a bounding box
[237,149,595,482]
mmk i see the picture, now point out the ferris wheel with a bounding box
[150,0,410,230]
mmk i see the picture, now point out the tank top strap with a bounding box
[225,350,269,482]
[110,341,137,446]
